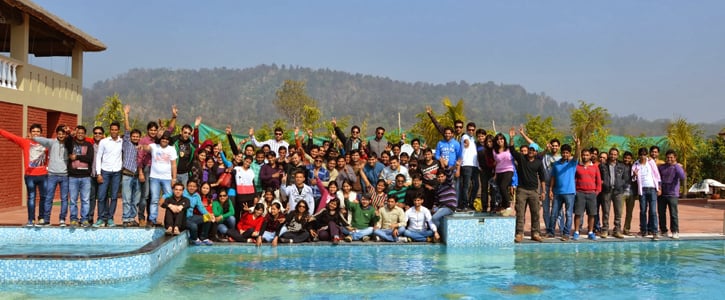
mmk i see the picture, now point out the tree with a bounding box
[667,118,704,188]
[624,134,658,154]
[700,134,725,182]
[94,93,124,128]
[273,80,318,128]
[523,114,560,148]
[410,97,466,146]
[301,104,321,132]
[570,100,611,152]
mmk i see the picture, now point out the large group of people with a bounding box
[0,104,687,246]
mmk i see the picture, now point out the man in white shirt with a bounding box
[93,122,124,227]
[459,122,479,211]
[249,127,289,158]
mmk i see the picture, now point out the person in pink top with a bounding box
[492,132,515,214]
[0,124,48,226]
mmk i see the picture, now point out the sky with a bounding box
[31,0,725,123]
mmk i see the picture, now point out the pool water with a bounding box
[3,240,723,299]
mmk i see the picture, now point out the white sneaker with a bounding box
[59,220,66,227]
[672,232,679,239]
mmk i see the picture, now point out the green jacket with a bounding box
[212,200,235,221]
[346,199,379,229]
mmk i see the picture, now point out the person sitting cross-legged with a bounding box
[342,194,379,242]
[404,193,440,242]
[373,196,407,242]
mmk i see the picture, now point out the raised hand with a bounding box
[331,117,337,127]
[225,125,232,135]
[425,105,432,114]
[249,127,254,136]
[307,128,313,138]
[171,105,178,118]
[294,126,300,136]
[509,126,516,138]
[124,104,131,115]
[194,116,202,127]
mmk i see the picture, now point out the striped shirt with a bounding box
[575,162,601,193]
[122,131,140,173]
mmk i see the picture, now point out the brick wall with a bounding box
[27,106,47,137]
[0,101,25,209]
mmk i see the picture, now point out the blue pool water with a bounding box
[2,240,723,299]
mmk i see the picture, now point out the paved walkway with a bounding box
[1,198,723,237]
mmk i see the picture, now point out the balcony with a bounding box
[0,54,82,107]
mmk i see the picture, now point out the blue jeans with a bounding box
[122,175,141,222]
[459,166,479,210]
[177,173,189,187]
[187,214,211,241]
[262,230,277,242]
[149,177,172,224]
[68,177,91,222]
[217,216,237,235]
[97,170,121,221]
[45,175,69,222]
[88,178,99,223]
[341,226,374,240]
[138,166,151,221]
[552,193,575,236]
[543,185,563,235]
[432,206,454,229]
[403,229,434,242]
[374,226,406,242]
[639,188,658,234]
[24,175,47,222]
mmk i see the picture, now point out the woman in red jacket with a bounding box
[227,203,265,245]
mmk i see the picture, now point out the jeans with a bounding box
[374,226,407,242]
[432,206,454,229]
[639,188,658,234]
[543,184,563,235]
[658,196,679,233]
[88,177,99,223]
[97,170,121,221]
[341,226,374,241]
[262,231,277,242]
[24,175,47,222]
[187,214,211,241]
[138,166,151,221]
[68,177,91,222]
[122,175,142,222]
[177,173,189,186]
[216,216,237,234]
[45,175,69,222]
[149,177,172,224]
[403,229,434,242]
[552,193,575,236]
[459,166,480,210]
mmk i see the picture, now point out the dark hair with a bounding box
[423,148,433,154]
[399,152,409,158]
[389,156,399,162]
[443,127,454,134]
[147,121,159,131]
[411,173,422,181]
[411,138,420,145]
[278,145,287,152]
[187,180,198,187]
[454,120,464,126]
[75,125,87,133]
[561,144,572,153]
[466,122,476,128]
[55,125,65,133]
[494,133,508,153]
[638,147,648,156]
[110,122,121,129]
[243,155,254,161]
[270,202,282,210]
[376,179,387,189]
[475,128,487,136]
[255,149,265,156]
[368,151,378,158]
[351,125,360,133]
[550,138,561,146]
[254,203,265,211]
[29,124,43,133]
[130,129,142,136]
[266,151,277,158]
[172,182,185,189]
[93,126,104,134]
[609,147,619,155]
[327,181,338,190]
[244,144,255,152]
[376,127,385,133]
[623,151,633,158]
[649,145,660,152]
[181,124,193,132]
[665,149,677,157]
[395,174,406,182]
[350,149,361,156]
[590,147,599,154]
[274,127,283,133]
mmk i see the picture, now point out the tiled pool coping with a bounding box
[0,226,188,284]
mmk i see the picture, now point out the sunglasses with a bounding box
[275,133,283,136]
[93,132,103,135]
[455,126,463,129]
[219,194,228,197]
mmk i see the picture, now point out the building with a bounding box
[0,0,106,209]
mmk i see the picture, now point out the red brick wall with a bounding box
[0,101,25,209]
[27,106,47,137]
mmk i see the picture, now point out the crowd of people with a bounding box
[0,104,686,246]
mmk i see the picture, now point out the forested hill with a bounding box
[82,64,712,136]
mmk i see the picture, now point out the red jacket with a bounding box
[0,129,48,176]
[237,212,264,232]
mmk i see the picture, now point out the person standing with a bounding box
[549,137,580,241]
[598,148,627,238]
[249,127,289,158]
[1,124,49,226]
[632,147,662,240]
[33,126,70,226]
[509,128,546,243]
[572,149,602,241]
[65,126,94,227]
[368,127,389,160]
[94,122,124,227]
[458,122,479,211]
[658,150,686,239]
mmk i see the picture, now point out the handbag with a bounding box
[218,172,232,189]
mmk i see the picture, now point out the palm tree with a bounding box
[411,97,466,146]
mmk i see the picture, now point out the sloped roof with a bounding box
[3,0,106,53]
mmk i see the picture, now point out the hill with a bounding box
[82,65,718,136]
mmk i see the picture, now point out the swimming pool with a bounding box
[3,240,723,299]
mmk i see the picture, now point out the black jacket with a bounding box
[599,161,627,194]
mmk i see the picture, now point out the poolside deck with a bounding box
[1,197,722,244]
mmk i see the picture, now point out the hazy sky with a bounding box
[32,0,725,123]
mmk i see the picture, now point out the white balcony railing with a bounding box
[0,56,19,90]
